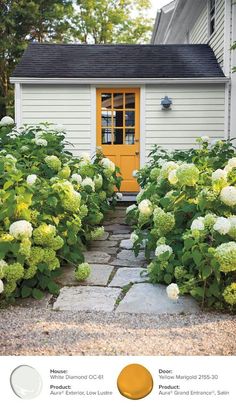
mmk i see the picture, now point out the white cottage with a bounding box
[11,41,229,192]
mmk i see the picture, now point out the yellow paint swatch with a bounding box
[117,363,153,400]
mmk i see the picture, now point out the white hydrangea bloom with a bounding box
[81,177,95,191]
[191,217,205,231]
[80,152,91,162]
[116,192,123,200]
[0,279,4,294]
[9,220,33,240]
[227,158,236,168]
[6,154,16,161]
[26,174,37,185]
[71,174,82,183]
[212,169,228,181]
[160,161,179,178]
[166,283,179,300]
[157,158,167,167]
[200,135,210,143]
[34,138,47,146]
[138,199,153,216]
[130,232,139,243]
[0,259,7,272]
[0,116,14,126]
[213,217,231,235]
[220,186,236,207]
[168,169,178,185]
[155,244,173,258]
[132,170,138,178]
[101,157,115,172]
[126,204,136,214]
[53,124,66,133]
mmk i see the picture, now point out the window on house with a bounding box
[99,91,137,145]
[209,0,216,36]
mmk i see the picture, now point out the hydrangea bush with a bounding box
[127,137,236,310]
[0,119,122,300]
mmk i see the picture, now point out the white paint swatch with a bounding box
[10,365,42,399]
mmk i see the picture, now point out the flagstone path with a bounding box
[53,206,200,315]
[0,205,235,356]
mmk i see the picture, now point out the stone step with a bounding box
[109,267,148,287]
[56,264,114,287]
[84,251,111,264]
[53,286,121,312]
[116,283,200,314]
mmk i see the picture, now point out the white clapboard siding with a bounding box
[145,84,225,158]
[21,85,91,155]
[189,0,225,68]
[190,7,208,43]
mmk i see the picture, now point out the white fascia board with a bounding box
[10,77,230,84]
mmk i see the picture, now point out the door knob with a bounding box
[135,139,139,142]
[135,151,139,155]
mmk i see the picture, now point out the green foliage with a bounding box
[127,137,236,310]
[0,121,121,300]
[72,0,153,44]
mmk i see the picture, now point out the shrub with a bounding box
[127,137,236,310]
[0,120,122,300]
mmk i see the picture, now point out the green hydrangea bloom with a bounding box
[174,266,187,280]
[150,167,160,180]
[45,155,61,171]
[99,191,106,201]
[75,263,91,281]
[89,212,103,225]
[153,207,175,235]
[79,204,88,218]
[33,224,63,249]
[204,213,217,229]
[58,166,71,179]
[214,242,236,272]
[176,163,199,186]
[43,248,60,271]
[27,247,45,265]
[24,265,37,279]
[4,281,17,296]
[94,174,103,190]
[138,212,150,226]
[19,238,31,257]
[4,263,24,282]
[61,192,81,213]
[223,283,236,305]
[90,226,105,240]
[0,260,7,279]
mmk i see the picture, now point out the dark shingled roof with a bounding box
[12,43,225,79]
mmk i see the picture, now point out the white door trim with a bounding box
[90,85,96,157]
[140,85,146,167]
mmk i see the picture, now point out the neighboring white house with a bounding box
[152,0,236,140]
[10,24,230,192]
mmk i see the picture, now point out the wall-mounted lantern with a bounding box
[161,96,172,110]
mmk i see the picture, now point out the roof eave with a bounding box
[10,77,229,85]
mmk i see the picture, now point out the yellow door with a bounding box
[96,89,140,192]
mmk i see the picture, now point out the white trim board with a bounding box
[10,77,229,85]
[14,83,22,127]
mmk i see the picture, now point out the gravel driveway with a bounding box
[0,307,235,356]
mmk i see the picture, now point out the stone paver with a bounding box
[53,286,121,312]
[84,251,111,264]
[56,264,114,286]
[120,239,133,250]
[109,267,148,287]
[109,234,131,241]
[91,247,119,255]
[105,224,131,233]
[117,250,146,262]
[89,240,118,249]
[116,283,200,314]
